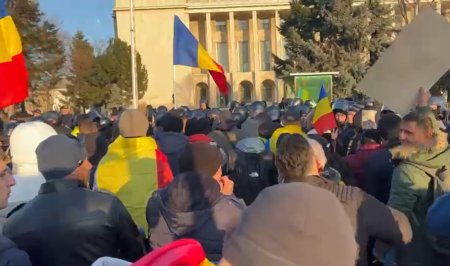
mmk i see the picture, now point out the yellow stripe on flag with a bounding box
[0,16,23,64]
[313,97,332,123]
[197,44,221,72]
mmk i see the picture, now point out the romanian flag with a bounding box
[0,0,28,109]
[173,16,229,95]
[312,85,336,135]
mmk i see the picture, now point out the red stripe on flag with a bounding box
[0,53,28,109]
[208,62,229,95]
[313,112,336,135]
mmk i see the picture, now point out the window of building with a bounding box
[218,83,231,108]
[216,42,229,72]
[238,41,250,72]
[216,21,227,33]
[262,80,275,102]
[238,20,248,31]
[240,81,253,103]
[259,18,270,30]
[196,83,209,103]
[260,40,271,71]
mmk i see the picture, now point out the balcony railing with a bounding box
[115,0,290,9]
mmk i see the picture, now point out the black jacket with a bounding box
[0,235,31,266]
[146,187,245,262]
[154,132,188,176]
[362,148,395,204]
[4,179,144,266]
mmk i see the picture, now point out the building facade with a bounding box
[113,0,290,107]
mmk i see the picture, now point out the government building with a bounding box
[113,0,450,108]
[113,0,291,107]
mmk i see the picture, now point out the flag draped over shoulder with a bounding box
[173,15,228,95]
[0,0,28,109]
[312,85,336,135]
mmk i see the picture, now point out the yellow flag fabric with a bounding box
[96,136,159,234]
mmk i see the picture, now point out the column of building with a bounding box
[205,12,218,107]
[251,10,260,101]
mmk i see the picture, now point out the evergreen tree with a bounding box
[275,0,397,98]
[92,39,148,106]
[65,31,104,108]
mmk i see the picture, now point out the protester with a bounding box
[0,150,32,265]
[4,134,144,266]
[208,113,239,173]
[8,121,57,202]
[388,89,450,266]
[185,117,213,144]
[154,113,189,175]
[363,113,402,203]
[77,116,108,166]
[344,129,382,188]
[219,183,358,266]
[239,101,265,139]
[269,106,303,154]
[42,111,72,135]
[60,105,74,129]
[96,110,173,234]
[275,134,412,266]
[233,137,276,205]
[146,172,244,262]
[426,192,450,260]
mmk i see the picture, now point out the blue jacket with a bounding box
[0,235,31,266]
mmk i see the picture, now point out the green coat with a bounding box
[389,126,450,266]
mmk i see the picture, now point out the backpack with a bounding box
[231,148,276,205]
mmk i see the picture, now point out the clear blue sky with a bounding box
[39,0,115,43]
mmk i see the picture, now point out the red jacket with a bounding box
[344,144,380,188]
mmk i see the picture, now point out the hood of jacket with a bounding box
[10,122,57,177]
[236,138,265,154]
[156,180,222,237]
[390,129,450,168]
[155,132,188,155]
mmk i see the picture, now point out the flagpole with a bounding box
[130,0,138,109]
[173,65,177,108]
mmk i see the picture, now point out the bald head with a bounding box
[306,138,327,171]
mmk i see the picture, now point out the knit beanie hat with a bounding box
[118,110,149,138]
[178,142,222,177]
[223,183,358,266]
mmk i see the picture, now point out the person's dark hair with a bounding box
[162,172,221,212]
[377,113,401,141]
[275,134,313,181]
[361,129,382,145]
[403,112,433,133]
[159,113,183,133]
[185,118,211,136]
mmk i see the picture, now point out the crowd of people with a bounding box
[0,87,449,266]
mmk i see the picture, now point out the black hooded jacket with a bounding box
[146,173,245,262]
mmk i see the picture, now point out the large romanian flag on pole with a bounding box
[173,16,229,95]
[312,84,336,135]
[0,0,28,109]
